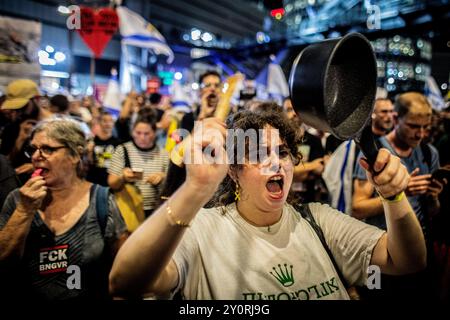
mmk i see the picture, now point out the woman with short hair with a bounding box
[0,118,128,300]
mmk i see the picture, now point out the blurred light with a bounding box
[256,32,265,44]
[54,51,66,62]
[45,45,54,53]
[442,83,448,90]
[190,48,210,59]
[41,70,70,78]
[38,50,49,59]
[57,5,70,14]
[270,8,285,20]
[308,0,316,5]
[149,55,157,64]
[182,34,190,41]
[191,29,201,41]
[201,32,213,42]
[174,72,183,80]
[191,83,199,90]
[51,82,59,90]
[264,35,270,43]
[329,31,341,38]
[398,71,404,78]
[39,56,56,66]
[386,84,396,91]
[222,83,229,93]
[387,77,395,84]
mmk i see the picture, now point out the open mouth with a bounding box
[266,175,284,199]
[36,168,50,176]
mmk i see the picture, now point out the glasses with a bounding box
[246,146,293,166]
[25,144,67,158]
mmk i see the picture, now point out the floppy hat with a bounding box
[1,79,40,110]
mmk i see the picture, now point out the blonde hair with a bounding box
[395,92,432,118]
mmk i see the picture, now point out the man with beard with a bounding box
[353,92,443,232]
[371,98,395,137]
[0,79,51,184]
[159,70,222,199]
[352,92,446,300]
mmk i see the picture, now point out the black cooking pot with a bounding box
[289,32,379,165]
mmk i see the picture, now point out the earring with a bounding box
[234,182,241,201]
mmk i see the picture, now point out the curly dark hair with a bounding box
[207,109,303,209]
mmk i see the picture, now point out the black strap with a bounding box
[95,185,110,237]
[122,144,131,168]
[420,142,432,170]
[294,203,349,289]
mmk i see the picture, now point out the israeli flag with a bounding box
[267,63,289,105]
[117,6,174,63]
[170,81,192,114]
[425,76,445,111]
[103,70,122,118]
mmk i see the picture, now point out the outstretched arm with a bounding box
[109,118,228,297]
[364,149,427,275]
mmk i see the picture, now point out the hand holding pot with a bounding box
[359,148,410,199]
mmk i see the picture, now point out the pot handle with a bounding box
[355,125,379,169]
[355,126,397,201]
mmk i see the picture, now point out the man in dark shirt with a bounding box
[160,70,223,199]
[87,111,121,186]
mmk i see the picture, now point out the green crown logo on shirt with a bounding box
[270,263,294,287]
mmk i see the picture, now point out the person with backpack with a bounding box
[109,110,425,300]
[0,118,128,300]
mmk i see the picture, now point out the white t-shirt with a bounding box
[173,202,384,300]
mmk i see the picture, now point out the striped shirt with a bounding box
[108,142,169,210]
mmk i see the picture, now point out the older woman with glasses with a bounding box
[110,111,426,300]
[0,118,127,300]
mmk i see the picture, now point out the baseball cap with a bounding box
[1,79,40,110]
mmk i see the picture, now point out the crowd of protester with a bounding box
[0,72,449,300]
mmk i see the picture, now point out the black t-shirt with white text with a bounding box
[87,136,121,186]
[0,185,127,300]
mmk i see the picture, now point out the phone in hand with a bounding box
[131,168,144,180]
[431,168,450,183]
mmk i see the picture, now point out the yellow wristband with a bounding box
[380,191,405,203]
[166,201,190,228]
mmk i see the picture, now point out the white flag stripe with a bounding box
[267,63,289,99]
[117,6,174,63]
[425,76,445,111]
